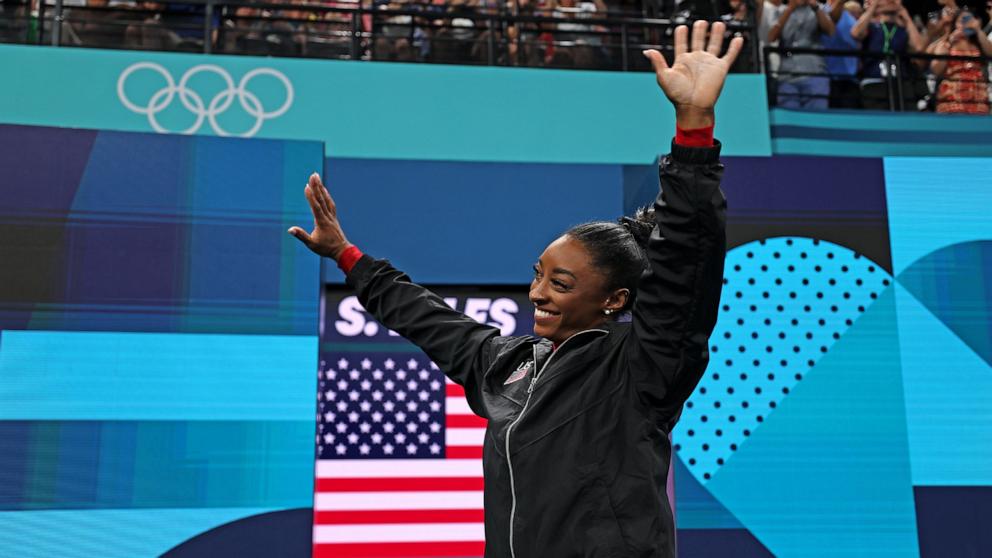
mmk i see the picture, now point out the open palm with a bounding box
[643,21,743,113]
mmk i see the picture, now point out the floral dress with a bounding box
[936,43,991,114]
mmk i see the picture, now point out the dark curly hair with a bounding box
[564,206,654,314]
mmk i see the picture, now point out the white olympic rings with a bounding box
[117,62,294,137]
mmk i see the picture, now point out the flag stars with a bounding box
[323,411,335,422]
[336,444,347,455]
[336,379,348,390]
[418,433,429,444]
[348,411,359,423]
[429,443,442,454]
[395,412,407,423]
[383,443,395,455]
[396,391,407,401]
[370,433,383,444]
[383,423,395,433]
[429,422,441,433]
[418,411,430,423]
[383,401,396,412]
[336,401,348,412]
[326,370,336,380]
[371,411,383,422]
[349,369,360,380]
[359,400,372,412]
[430,401,442,412]
[406,401,418,412]
[407,358,419,370]
[360,379,372,391]
[361,358,372,370]
[348,390,360,401]
[406,422,418,433]
[430,380,441,391]
[384,380,395,391]
[407,380,418,391]
[396,370,407,381]
[323,433,334,444]
[429,361,439,370]
[395,433,406,444]
[419,370,430,380]
[359,422,371,433]
[419,390,429,401]
[384,359,395,370]
[336,423,348,433]
[347,432,359,444]
[406,443,418,455]
[372,390,384,401]
[359,443,371,455]
[337,358,349,369]
[372,369,384,380]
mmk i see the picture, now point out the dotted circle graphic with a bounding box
[675,237,893,483]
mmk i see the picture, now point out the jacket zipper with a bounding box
[505,328,607,558]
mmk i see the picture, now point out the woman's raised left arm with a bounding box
[630,22,738,425]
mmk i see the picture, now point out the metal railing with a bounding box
[1,0,761,72]
[764,45,992,114]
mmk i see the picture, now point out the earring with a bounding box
[604,309,613,316]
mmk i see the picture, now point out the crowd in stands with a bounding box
[757,0,992,113]
[1,0,989,113]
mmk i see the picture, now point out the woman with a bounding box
[290,20,741,557]
[930,9,992,114]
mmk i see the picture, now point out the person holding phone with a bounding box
[290,20,740,557]
[769,0,837,109]
[930,9,992,114]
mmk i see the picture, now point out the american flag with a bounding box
[313,352,487,557]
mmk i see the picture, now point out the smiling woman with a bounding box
[289,20,738,558]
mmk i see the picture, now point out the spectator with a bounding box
[769,0,836,109]
[822,0,862,107]
[930,9,992,114]
[924,0,958,47]
[759,0,787,73]
[850,0,925,110]
[549,0,608,68]
[720,0,760,72]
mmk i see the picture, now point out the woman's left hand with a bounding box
[642,21,743,128]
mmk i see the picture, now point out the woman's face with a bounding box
[529,236,613,345]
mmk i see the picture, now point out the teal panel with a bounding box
[705,287,918,558]
[0,44,771,162]
[0,507,277,558]
[893,284,992,486]
[772,138,992,158]
[883,157,992,275]
[771,108,992,132]
[0,330,317,420]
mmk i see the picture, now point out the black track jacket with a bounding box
[344,141,727,557]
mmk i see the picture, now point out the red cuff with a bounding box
[675,125,715,148]
[337,245,363,275]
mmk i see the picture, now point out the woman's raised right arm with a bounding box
[289,173,501,418]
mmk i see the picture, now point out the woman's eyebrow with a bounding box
[551,267,577,279]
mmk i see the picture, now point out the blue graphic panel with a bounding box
[704,288,918,558]
[0,124,322,556]
[885,158,992,487]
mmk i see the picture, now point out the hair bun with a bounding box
[618,211,654,247]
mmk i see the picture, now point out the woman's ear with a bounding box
[605,288,630,314]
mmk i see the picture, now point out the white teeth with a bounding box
[535,309,556,318]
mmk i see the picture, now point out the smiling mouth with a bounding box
[535,308,560,319]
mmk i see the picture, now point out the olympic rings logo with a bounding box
[117,62,294,137]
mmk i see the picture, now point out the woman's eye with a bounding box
[552,280,569,290]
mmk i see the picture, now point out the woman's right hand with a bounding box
[288,172,353,260]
